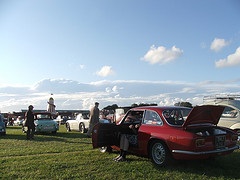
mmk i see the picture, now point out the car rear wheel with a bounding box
[22,125,26,133]
[66,123,71,132]
[150,140,170,167]
[79,123,85,133]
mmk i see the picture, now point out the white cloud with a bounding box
[96,66,115,77]
[79,64,85,69]
[1,78,240,112]
[105,87,111,93]
[111,86,117,92]
[210,38,230,52]
[142,45,183,65]
[215,47,240,68]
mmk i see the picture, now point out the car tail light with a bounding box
[195,138,205,147]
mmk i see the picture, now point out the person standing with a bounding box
[25,105,35,140]
[87,102,100,137]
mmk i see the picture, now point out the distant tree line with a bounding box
[103,102,192,112]
[174,101,193,108]
[103,102,190,113]
[102,103,159,111]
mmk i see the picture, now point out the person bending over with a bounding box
[114,124,140,162]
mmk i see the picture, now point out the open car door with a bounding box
[92,123,118,148]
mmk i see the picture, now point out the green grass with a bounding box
[1,125,240,180]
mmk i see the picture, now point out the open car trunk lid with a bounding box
[183,105,224,128]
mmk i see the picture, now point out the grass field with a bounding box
[1,125,240,180]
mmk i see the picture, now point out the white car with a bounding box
[203,95,240,138]
[66,113,90,133]
[14,116,24,126]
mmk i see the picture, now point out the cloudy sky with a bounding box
[0,0,240,112]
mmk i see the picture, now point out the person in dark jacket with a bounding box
[25,105,35,140]
[86,102,100,137]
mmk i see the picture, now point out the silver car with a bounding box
[203,95,240,138]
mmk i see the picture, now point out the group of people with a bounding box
[24,101,139,162]
[87,102,141,162]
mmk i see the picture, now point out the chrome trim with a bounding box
[172,145,239,155]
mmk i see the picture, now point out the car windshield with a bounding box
[82,113,89,119]
[123,110,143,124]
[163,108,191,125]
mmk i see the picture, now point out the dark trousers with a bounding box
[27,126,35,139]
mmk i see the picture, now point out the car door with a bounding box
[71,115,81,130]
[92,123,118,148]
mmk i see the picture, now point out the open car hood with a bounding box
[183,105,224,128]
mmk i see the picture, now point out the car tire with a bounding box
[66,123,71,132]
[22,125,26,133]
[79,123,85,133]
[150,140,170,167]
[99,146,112,153]
[236,129,240,141]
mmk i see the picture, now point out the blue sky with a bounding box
[0,0,240,112]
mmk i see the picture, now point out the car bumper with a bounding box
[36,127,58,132]
[172,145,239,155]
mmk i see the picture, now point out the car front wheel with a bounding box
[236,129,240,141]
[99,146,112,153]
[79,123,85,133]
[150,140,170,167]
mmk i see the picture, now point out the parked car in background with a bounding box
[23,112,59,134]
[66,112,110,133]
[66,112,90,133]
[113,107,131,123]
[203,94,240,139]
[13,116,24,126]
[0,114,6,135]
[92,105,239,167]
[54,115,72,125]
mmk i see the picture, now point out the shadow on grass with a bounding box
[121,151,240,179]
[164,157,240,179]
[3,126,91,143]
[131,154,240,179]
[2,133,92,145]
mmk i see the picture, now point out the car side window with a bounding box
[221,106,238,118]
[143,110,163,125]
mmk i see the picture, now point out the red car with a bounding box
[92,105,239,167]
